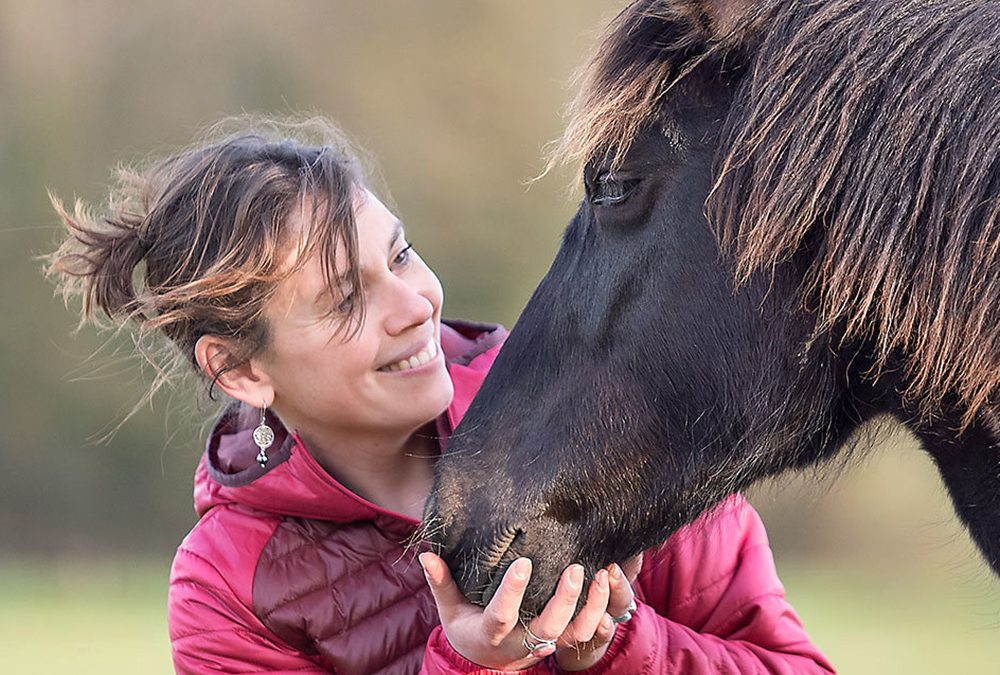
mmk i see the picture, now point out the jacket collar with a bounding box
[192,319,506,531]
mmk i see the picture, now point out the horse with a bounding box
[423,0,1000,616]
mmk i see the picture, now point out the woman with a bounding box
[47,117,833,674]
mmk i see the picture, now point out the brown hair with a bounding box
[553,0,1000,428]
[46,115,368,416]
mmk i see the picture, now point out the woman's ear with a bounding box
[194,335,274,408]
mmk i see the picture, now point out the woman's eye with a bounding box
[333,288,354,316]
[393,243,414,267]
[591,172,639,206]
[335,290,355,315]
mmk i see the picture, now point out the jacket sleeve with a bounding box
[420,625,555,675]
[169,544,330,674]
[571,495,835,675]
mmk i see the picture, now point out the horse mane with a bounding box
[557,0,1000,428]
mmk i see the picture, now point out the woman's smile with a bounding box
[377,335,442,373]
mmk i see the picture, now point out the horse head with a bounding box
[425,0,1000,615]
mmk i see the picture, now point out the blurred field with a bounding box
[0,558,171,675]
[783,566,1000,673]
[1,556,997,674]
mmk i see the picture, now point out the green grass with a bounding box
[780,565,1000,674]
[0,558,173,675]
[1,558,997,673]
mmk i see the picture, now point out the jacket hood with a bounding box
[191,319,505,528]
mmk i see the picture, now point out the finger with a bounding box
[593,612,615,645]
[528,563,585,642]
[481,558,532,646]
[419,552,468,622]
[556,568,610,647]
[606,563,637,621]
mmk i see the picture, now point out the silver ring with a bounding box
[611,599,637,624]
[521,623,558,653]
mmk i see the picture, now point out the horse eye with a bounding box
[591,171,639,206]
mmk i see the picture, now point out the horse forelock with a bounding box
[560,0,1000,429]
[549,0,724,173]
[548,0,779,173]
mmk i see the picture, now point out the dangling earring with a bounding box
[253,401,275,468]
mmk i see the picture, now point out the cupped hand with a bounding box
[420,553,631,670]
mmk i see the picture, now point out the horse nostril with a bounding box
[482,526,520,571]
[479,527,525,605]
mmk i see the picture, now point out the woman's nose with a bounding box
[383,276,435,335]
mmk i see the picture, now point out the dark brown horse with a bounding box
[425,0,1000,615]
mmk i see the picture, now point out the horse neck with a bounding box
[913,415,1000,577]
[858,351,1000,577]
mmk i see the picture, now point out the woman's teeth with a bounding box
[383,338,438,372]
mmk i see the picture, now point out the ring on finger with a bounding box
[521,621,558,653]
[611,599,638,624]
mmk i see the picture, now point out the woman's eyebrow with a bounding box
[313,271,351,305]
[313,285,334,305]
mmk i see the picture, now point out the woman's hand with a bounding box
[554,555,642,671]
[419,552,642,671]
[417,553,592,669]
[420,552,584,669]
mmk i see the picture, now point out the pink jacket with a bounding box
[169,320,833,674]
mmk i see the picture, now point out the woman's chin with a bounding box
[397,374,454,427]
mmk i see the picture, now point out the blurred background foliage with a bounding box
[1,1,996,672]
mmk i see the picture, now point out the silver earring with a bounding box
[253,402,275,468]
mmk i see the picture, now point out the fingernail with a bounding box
[610,563,623,581]
[535,644,557,657]
[596,569,609,587]
[569,564,584,587]
[513,558,531,580]
[418,553,433,579]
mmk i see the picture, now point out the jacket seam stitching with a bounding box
[172,624,275,643]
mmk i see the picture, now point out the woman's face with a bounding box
[259,190,453,445]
